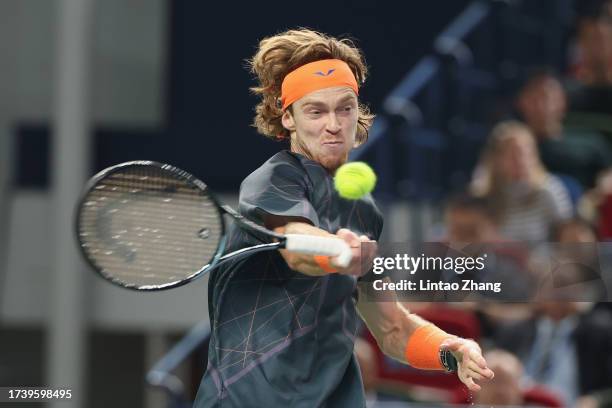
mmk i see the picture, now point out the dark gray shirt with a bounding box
[194,151,383,407]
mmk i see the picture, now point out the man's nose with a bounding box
[326,113,341,133]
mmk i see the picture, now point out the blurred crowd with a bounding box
[357,1,612,407]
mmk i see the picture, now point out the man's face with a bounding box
[517,77,567,137]
[282,86,358,172]
[446,209,497,243]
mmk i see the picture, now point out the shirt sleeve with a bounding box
[238,154,320,227]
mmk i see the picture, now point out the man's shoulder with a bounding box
[238,151,315,207]
[243,151,304,184]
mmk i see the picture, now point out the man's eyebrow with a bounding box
[338,94,357,104]
[301,100,326,107]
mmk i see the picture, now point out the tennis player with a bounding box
[193,29,494,407]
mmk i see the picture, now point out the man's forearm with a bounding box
[357,293,494,389]
[358,299,457,370]
[358,300,430,362]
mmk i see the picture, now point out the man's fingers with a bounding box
[336,229,360,247]
[463,376,481,392]
[465,367,485,381]
[475,354,488,369]
[441,337,494,390]
[469,351,493,376]
[464,350,494,378]
[467,348,488,370]
[333,232,377,277]
[466,360,494,378]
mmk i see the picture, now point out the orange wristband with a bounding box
[314,255,338,273]
[404,324,451,370]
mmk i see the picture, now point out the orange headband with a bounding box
[280,59,359,111]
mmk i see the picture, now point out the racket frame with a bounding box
[75,160,234,291]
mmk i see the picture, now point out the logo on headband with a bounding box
[314,69,336,77]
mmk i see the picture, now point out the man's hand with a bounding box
[274,222,377,277]
[441,338,494,391]
[333,228,377,277]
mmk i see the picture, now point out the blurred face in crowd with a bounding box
[474,350,523,406]
[494,131,540,184]
[283,87,359,172]
[578,16,612,84]
[517,76,567,139]
[446,208,498,243]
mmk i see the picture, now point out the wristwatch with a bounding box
[440,349,458,373]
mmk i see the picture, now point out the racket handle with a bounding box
[284,234,352,268]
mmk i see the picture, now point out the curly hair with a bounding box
[247,28,375,144]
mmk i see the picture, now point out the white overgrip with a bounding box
[284,234,352,268]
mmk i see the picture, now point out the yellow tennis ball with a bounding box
[334,162,377,200]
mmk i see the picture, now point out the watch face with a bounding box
[441,350,458,372]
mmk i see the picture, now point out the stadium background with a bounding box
[1,0,611,407]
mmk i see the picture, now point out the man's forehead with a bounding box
[297,87,357,105]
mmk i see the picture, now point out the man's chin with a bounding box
[319,154,348,173]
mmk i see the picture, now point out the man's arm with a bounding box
[356,294,427,362]
[356,292,495,391]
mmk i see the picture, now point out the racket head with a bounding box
[75,161,226,291]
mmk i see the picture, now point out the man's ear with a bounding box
[281,109,296,132]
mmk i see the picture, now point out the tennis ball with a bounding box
[334,162,377,200]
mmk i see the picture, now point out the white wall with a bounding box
[0,0,166,126]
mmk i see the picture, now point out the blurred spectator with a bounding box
[516,70,612,189]
[444,193,501,244]
[469,349,563,407]
[495,302,612,407]
[471,120,572,242]
[579,169,612,240]
[571,0,612,86]
[567,0,612,133]
[550,218,604,300]
[442,194,537,329]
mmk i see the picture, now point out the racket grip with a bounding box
[284,234,352,268]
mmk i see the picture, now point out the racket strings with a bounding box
[78,166,223,288]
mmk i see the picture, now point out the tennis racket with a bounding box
[75,161,352,291]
